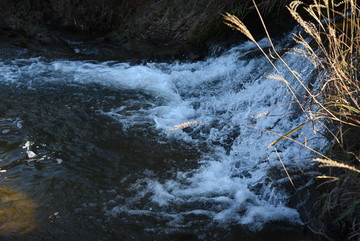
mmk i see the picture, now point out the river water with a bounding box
[0,35,327,240]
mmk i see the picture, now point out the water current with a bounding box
[0,35,328,240]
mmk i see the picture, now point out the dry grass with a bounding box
[0,0,133,34]
[223,0,359,240]
[126,0,251,44]
[0,0,295,45]
[313,158,360,174]
[287,2,360,238]
[47,0,133,32]
[288,0,360,127]
[168,121,202,131]
[128,0,293,44]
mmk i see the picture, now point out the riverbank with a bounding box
[0,0,295,62]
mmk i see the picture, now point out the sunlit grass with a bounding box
[223,0,359,240]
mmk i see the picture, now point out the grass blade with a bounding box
[267,122,308,149]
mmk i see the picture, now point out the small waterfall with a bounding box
[0,32,327,239]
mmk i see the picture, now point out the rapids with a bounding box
[0,35,327,240]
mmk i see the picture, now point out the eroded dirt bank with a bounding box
[0,0,295,61]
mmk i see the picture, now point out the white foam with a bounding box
[109,40,326,229]
[52,61,181,100]
[0,37,328,230]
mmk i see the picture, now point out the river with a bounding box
[0,33,327,240]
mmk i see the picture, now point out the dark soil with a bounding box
[0,0,296,62]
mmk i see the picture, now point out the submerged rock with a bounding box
[0,189,37,236]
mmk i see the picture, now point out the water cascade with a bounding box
[0,35,327,240]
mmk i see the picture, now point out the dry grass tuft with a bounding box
[224,0,359,240]
[287,0,360,127]
[287,2,360,237]
[0,0,297,45]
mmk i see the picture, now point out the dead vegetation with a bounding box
[224,0,360,240]
[0,0,292,46]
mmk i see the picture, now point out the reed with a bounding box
[223,0,359,239]
[288,0,360,127]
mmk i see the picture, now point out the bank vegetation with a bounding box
[0,0,292,48]
[225,0,359,240]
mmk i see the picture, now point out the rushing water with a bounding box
[0,35,327,240]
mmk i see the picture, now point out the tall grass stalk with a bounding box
[223,0,359,239]
[287,0,360,127]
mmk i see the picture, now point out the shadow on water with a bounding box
[0,83,207,240]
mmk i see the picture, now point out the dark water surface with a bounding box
[0,83,202,240]
[0,42,325,240]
